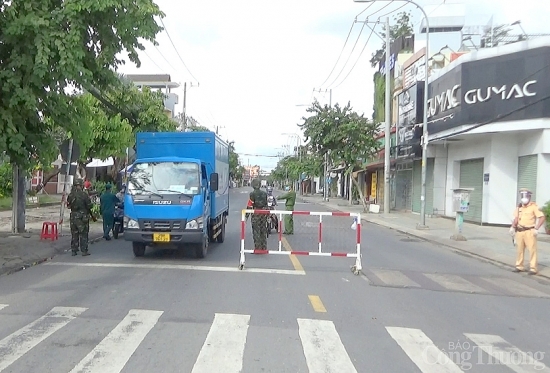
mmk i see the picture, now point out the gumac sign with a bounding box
[428,80,538,118]
[426,45,550,135]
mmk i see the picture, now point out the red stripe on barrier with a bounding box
[331,211,351,217]
[278,217,282,241]
[356,221,361,244]
[331,252,348,257]
[253,249,269,254]
[253,210,271,215]
[241,220,245,240]
[292,211,310,215]
[290,251,310,256]
[318,221,322,244]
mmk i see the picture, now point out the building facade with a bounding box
[418,38,550,224]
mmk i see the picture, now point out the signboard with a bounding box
[427,46,550,135]
[396,82,424,159]
[370,172,377,198]
[379,34,415,76]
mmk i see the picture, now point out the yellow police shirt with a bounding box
[513,202,544,227]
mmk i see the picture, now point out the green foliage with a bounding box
[0,0,164,168]
[542,201,550,229]
[0,162,12,197]
[92,180,118,195]
[297,101,380,171]
[369,12,414,68]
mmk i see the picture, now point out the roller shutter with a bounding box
[517,155,538,203]
[395,170,413,210]
[459,159,484,223]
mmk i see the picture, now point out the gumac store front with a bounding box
[425,38,550,225]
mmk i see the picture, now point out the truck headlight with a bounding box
[186,217,203,230]
[124,217,139,229]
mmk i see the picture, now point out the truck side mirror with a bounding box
[210,173,219,192]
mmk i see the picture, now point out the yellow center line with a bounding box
[308,295,327,313]
[281,236,304,272]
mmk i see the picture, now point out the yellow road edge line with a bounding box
[281,236,304,272]
[308,295,327,313]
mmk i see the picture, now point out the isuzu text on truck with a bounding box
[123,132,229,258]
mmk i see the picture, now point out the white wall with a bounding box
[431,144,448,215]
[441,129,549,225]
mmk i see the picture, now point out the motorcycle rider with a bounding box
[266,186,279,229]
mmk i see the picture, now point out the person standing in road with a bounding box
[100,184,119,241]
[277,185,296,235]
[510,188,546,275]
[67,178,94,256]
[248,179,268,250]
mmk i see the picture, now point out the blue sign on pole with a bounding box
[326,177,331,184]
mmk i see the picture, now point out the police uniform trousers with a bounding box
[251,214,267,249]
[515,229,538,272]
[70,211,90,253]
[283,205,294,234]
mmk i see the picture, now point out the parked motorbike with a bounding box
[113,203,124,239]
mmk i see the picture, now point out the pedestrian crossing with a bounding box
[363,268,550,298]
[0,304,548,372]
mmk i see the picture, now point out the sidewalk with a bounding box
[0,204,104,277]
[297,193,550,280]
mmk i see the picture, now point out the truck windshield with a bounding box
[128,162,201,196]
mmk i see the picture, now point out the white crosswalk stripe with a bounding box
[370,269,421,287]
[0,305,7,311]
[298,318,358,373]
[0,306,87,372]
[424,273,488,293]
[1,305,548,372]
[465,333,550,372]
[480,277,550,298]
[69,309,163,373]
[386,327,463,373]
[191,313,250,373]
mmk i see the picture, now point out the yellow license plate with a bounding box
[153,233,170,242]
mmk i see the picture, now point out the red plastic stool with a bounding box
[40,222,58,241]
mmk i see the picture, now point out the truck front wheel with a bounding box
[133,242,146,257]
[216,217,226,243]
[195,236,208,258]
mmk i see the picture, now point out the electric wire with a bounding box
[356,3,375,18]
[329,22,377,90]
[325,21,367,89]
[159,18,199,83]
[153,44,178,72]
[317,21,356,88]
[143,49,165,72]
[376,2,408,19]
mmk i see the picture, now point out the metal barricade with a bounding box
[239,209,362,275]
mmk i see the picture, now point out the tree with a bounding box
[369,12,413,68]
[298,100,380,205]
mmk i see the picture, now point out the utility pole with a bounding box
[183,82,187,129]
[383,17,391,216]
[323,89,332,202]
[58,138,73,236]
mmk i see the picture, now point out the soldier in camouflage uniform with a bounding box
[67,178,93,256]
[248,179,268,250]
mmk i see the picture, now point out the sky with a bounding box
[118,0,550,172]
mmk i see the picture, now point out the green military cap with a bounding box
[105,184,112,189]
[251,179,261,188]
[73,178,84,186]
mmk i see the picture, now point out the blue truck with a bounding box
[123,131,229,258]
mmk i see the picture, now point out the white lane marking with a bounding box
[481,277,550,298]
[465,333,550,373]
[0,305,7,311]
[191,313,250,373]
[371,269,420,287]
[386,327,463,373]
[424,273,487,293]
[0,307,87,372]
[69,309,163,373]
[45,262,305,275]
[297,318,357,373]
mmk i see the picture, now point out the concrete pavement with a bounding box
[0,204,104,277]
[296,192,550,280]
[1,187,549,372]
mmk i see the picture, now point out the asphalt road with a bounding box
[1,187,549,372]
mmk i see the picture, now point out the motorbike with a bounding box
[266,196,279,237]
[113,202,124,239]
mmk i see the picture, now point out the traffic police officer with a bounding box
[510,188,546,275]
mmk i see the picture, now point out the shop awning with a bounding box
[86,157,114,168]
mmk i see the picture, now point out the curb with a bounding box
[0,234,104,278]
[301,197,550,282]
[0,202,60,212]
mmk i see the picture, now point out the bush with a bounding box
[0,162,12,198]
[92,180,118,195]
[542,201,550,229]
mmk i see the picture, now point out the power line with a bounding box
[330,22,377,89]
[325,21,367,89]
[236,153,281,158]
[153,44,178,72]
[377,2,408,20]
[143,50,165,72]
[159,18,199,83]
[317,21,356,88]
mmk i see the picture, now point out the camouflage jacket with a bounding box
[67,189,93,215]
[249,189,268,209]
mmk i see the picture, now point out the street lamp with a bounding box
[353,0,430,228]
